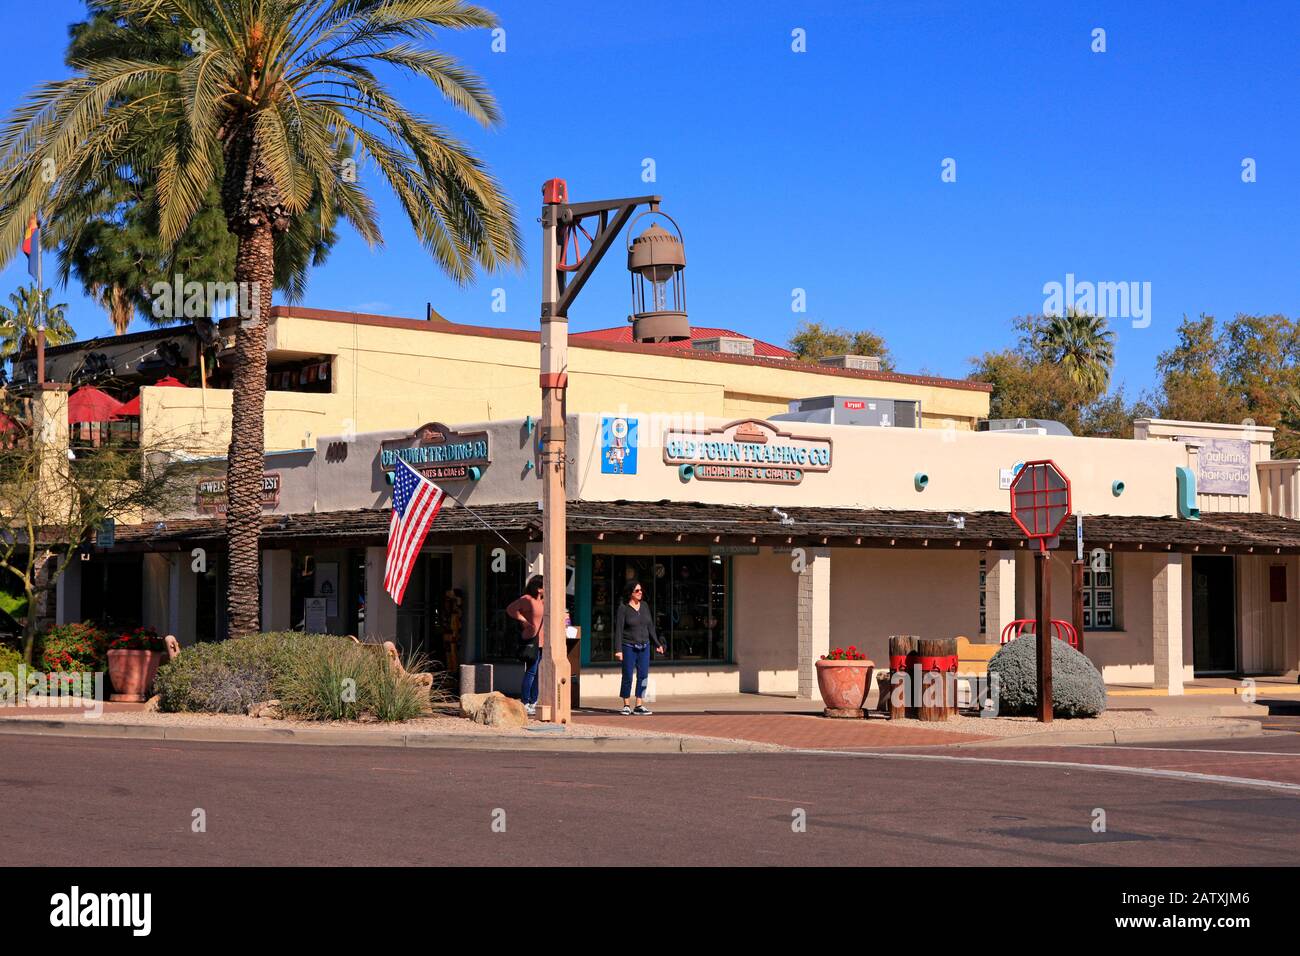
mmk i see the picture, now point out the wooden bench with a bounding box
[956,636,999,676]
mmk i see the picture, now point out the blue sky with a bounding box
[2,0,1296,396]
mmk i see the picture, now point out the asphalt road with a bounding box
[2,734,1298,866]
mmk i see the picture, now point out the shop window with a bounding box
[481,551,527,660]
[590,553,728,663]
[266,356,333,393]
[1083,552,1117,630]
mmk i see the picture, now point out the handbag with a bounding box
[517,616,541,663]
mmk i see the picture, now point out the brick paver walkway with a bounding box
[574,712,991,749]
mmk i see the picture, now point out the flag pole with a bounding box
[33,211,45,386]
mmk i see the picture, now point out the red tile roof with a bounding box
[571,325,797,359]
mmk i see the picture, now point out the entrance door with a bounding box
[1192,556,1236,674]
[395,551,452,666]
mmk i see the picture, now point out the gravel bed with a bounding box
[0,707,693,739]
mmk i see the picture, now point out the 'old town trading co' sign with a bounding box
[196,473,281,515]
[380,422,491,481]
[663,419,832,485]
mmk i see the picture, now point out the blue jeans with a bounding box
[619,643,651,700]
[520,652,541,706]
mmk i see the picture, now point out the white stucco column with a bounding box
[796,547,832,699]
[171,553,198,646]
[260,550,292,633]
[141,553,171,634]
[525,542,544,579]
[984,550,1016,642]
[1153,553,1185,695]
[365,546,396,641]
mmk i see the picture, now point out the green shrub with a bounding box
[155,632,432,721]
[38,622,108,674]
[988,635,1108,718]
[279,639,369,721]
[363,649,433,723]
[155,631,322,712]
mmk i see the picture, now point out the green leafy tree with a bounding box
[0,284,75,360]
[788,320,893,369]
[1154,314,1246,424]
[0,0,521,636]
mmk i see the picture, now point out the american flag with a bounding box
[384,458,446,605]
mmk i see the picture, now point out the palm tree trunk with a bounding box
[224,222,274,637]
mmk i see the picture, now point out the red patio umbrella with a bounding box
[118,376,187,416]
[67,386,127,424]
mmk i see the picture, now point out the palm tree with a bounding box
[1037,310,1115,402]
[0,285,74,360]
[0,0,521,636]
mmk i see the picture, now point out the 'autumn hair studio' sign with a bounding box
[663,419,833,485]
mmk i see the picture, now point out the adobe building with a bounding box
[59,396,1300,699]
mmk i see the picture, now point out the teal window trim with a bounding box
[576,544,593,666]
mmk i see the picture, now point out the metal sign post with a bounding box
[1009,460,1073,723]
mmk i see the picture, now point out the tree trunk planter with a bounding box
[815,658,875,718]
[107,649,165,702]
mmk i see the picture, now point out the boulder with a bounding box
[482,693,528,728]
[460,691,527,727]
[248,699,283,719]
[460,691,493,721]
[987,636,1107,718]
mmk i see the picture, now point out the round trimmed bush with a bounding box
[987,635,1107,718]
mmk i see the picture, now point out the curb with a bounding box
[0,717,770,754]
[950,719,1263,749]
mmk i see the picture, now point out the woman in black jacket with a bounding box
[614,579,666,715]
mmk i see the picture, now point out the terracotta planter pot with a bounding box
[815,658,876,716]
[106,649,164,703]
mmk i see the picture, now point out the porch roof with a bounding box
[107,501,1300,554]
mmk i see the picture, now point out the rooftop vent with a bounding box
[818,354,882,372]
[980,418,1073,437]
[692,336,754,356]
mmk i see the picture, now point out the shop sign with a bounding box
[601,416,638,475]
[379,422,490,481]
[1196,438,1250,495]
[664,419,832,485]
[196,473,281,515]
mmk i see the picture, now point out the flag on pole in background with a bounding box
[21,214,40,280]
[384,458,446,605]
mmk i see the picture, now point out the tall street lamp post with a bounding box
[536,178,688,723]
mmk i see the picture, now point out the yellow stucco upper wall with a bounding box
[144,311,990,451]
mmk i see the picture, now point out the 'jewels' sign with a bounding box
[380,422,491,481]
[663,419,832,485]
[196,473,281,515]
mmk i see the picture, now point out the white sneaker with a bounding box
[525,703,536,717]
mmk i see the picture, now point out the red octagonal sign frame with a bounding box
[1010,459,1072,546]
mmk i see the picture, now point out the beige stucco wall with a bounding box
[570,413,1187,517]
[1135,418,1272,514]
[140,311,991,454]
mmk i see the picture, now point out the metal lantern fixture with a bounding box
[627,211,688,342]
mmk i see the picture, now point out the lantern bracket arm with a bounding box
[554,195,661,317]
